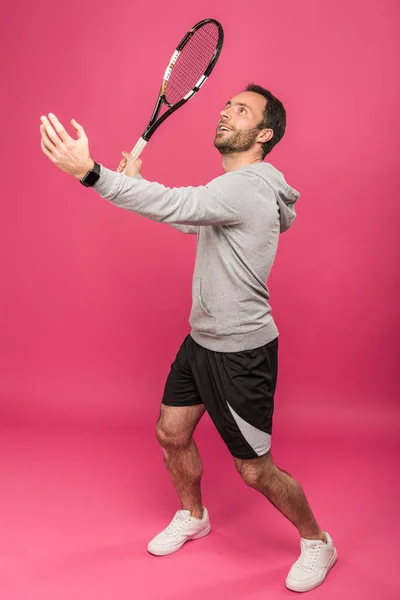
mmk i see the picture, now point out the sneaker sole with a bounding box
[285,548,338,593]
[147,524,211,557]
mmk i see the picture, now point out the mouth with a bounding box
[217,123,233,133]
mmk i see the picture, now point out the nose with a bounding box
[219,107,230,120]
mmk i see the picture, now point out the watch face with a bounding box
[81,163,100,187]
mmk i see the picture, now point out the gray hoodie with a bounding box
[93,161,299,352]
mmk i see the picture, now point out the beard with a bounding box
[214,126,260,155]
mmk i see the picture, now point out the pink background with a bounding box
[1,0,399,599]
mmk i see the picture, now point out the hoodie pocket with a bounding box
[189,278,216,335]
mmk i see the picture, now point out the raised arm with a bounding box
[93,165,243,226]
[39,114,244,228]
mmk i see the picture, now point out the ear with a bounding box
[257,128,274,143]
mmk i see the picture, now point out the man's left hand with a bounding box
[40,113,94,180]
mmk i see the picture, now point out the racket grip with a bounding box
[121,136,148,175]
[130,137,148,159]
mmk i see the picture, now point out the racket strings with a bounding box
[165,23,220,106]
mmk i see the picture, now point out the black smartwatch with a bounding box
[80,161,101,187]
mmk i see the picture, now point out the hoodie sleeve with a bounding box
[133,172,198,235]
[168,223,199,235]
[92,165,244,226]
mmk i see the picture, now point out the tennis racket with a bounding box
[125,18,224,163]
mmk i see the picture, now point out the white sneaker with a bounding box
[286,532,337,592]
[147,507,211,556]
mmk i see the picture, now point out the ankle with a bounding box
[186,507,203,519]
[301,531,327,543]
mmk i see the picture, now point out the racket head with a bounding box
[161,19,224,107]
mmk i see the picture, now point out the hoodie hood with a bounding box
[240,162,300,233]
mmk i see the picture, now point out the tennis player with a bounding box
[40,84,337,593]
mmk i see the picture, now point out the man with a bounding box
[40,84,337,593]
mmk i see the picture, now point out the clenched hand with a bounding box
[117,152,142,177]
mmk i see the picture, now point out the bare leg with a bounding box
[156,404,206,519]
[235,451,326,541]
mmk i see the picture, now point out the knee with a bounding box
[235,454,276,490]
[155,419,191,450]
[237,463,264,489]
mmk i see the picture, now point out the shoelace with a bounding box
[297,541,322,571]
[164,513,191,537]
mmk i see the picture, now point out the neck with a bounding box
[221,151,263,173]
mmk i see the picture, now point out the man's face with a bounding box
[214,91,267,155]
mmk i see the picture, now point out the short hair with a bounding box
[245,83,286,159]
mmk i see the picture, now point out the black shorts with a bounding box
[162,334,278,460]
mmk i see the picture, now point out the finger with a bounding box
[40,138,56,162]
[48,113,72,143]
[40,125,56,153]
[117,158,127,172]
[71,118,87,140]
[40,116,64,149]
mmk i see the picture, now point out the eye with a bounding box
[240,108,247,114]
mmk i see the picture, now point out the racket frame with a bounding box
[129,18,224,159]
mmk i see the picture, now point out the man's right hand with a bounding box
[117,152,142,177]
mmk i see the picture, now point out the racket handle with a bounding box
[130,137,148,159]
[121,137,148,175]
[122,138,147,175]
